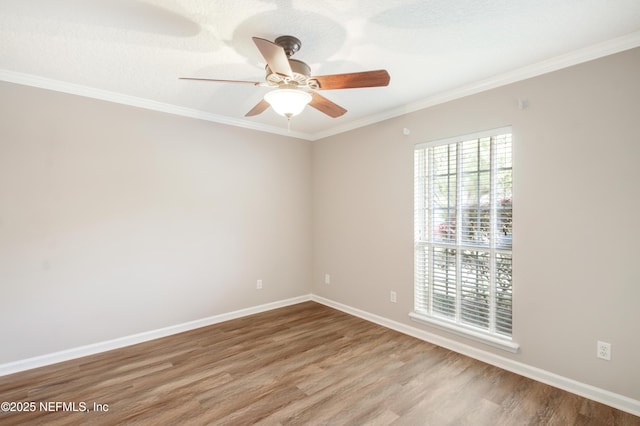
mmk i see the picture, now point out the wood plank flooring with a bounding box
[0,302,638,425]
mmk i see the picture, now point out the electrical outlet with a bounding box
[597,341,611,360]
[325,274,331,284]
[390,291,397,303]
[256,279,263,290]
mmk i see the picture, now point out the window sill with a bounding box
[409,311,520,353]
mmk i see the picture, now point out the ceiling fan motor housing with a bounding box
[266,59,311,86]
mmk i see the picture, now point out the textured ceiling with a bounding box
[1,0,640,139]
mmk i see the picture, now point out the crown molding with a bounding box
[0,70,314,141]
[310,31,640,141]
[2,31,638,142]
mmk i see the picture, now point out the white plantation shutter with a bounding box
[414,128,513,341]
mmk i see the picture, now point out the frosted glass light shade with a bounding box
[264,89,312,118]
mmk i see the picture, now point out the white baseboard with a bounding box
[310,295,640,417]
[2,293,638,417]
[0,295,312,377]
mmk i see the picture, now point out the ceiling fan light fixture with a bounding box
[264,89,312,118]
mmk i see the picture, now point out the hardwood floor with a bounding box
[1,302,638,425]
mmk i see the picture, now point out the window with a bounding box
[412,127,516,351]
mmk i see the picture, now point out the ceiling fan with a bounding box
[180,35,390,120]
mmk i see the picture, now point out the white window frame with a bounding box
[412,127,519,353]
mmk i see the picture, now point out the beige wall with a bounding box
[1,48,638,403]
[313,48,640,400]
[0,82,312,363]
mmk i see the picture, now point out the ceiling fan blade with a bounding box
[309,92,347,118]
[245,99,271,117]
[310,70,390,90]
[179,77,263,85]
[252,37,293,78]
